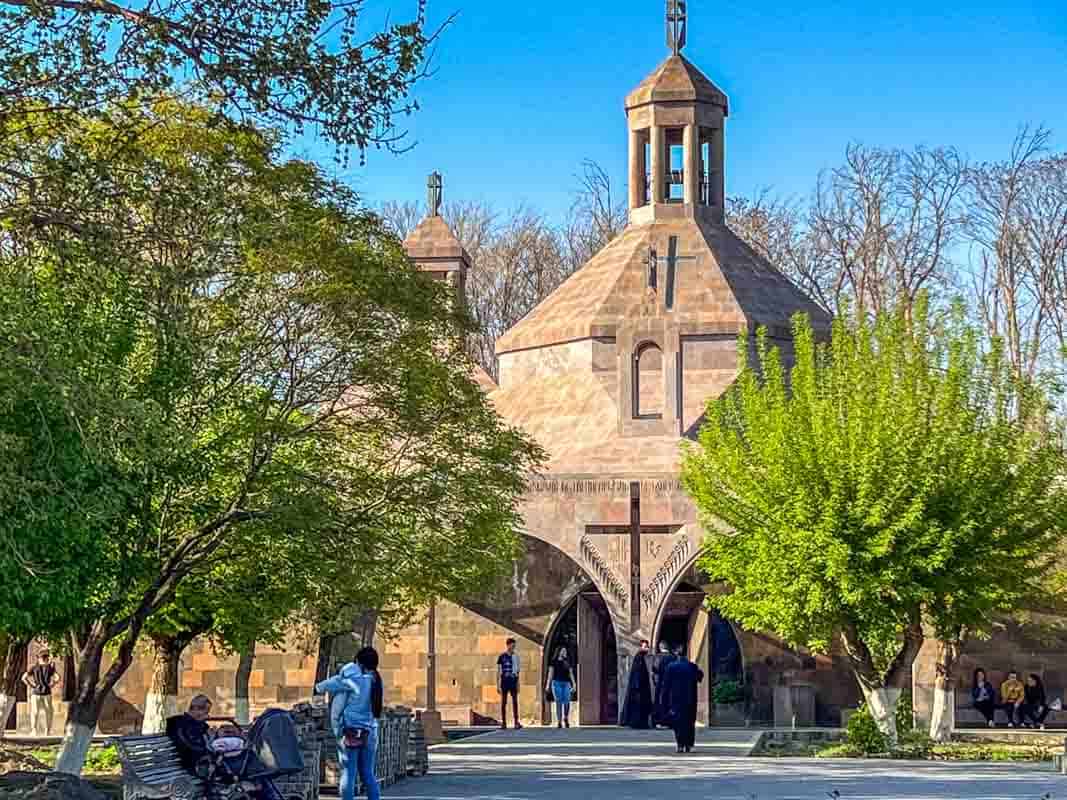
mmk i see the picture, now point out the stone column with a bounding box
[712,125,725,222]
[649,125,665,204]
[628,127,644,210]
[683,124,699,206]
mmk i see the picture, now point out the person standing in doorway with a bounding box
[497,638,522,729]
[661,646,703,753]
[22,651,59,736]
[545,647,575,728]
[621,639,653,729]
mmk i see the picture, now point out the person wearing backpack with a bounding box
[315,647,384,800]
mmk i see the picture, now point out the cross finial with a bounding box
[666,0,687,55]
[427,171,443,217]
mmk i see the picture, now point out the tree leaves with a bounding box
[682,298,1067,681]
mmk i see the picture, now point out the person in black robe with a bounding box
[621,639,653,728]
[661,651,703,753]
[652,642,677,728]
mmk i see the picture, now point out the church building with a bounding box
[379,4,862,727]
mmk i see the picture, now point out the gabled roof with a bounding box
[625,54,729,113]
[495,218,830,355]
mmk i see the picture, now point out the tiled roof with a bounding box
[496,218,830,355]
[402,215,470,263]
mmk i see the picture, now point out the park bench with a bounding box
[114,733,205,800]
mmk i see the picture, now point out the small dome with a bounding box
[625,54,728,114]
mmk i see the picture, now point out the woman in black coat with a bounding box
[1020,673,1050,729]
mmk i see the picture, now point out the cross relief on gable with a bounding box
[581,480,686,631]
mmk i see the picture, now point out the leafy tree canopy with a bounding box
[0,0,439,157]
[681,298,1067,742]
[0,100,541,770]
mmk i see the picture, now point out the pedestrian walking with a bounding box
[497,638,523,729]
[316,647,384,800]
[545,646,575,728]
[22,651,59,736]
[661,648,703,753]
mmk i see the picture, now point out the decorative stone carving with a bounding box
[641,536,692,610]
[579,534,628,607]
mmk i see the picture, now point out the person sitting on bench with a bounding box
[971,668,996,728]
[1020,673,1051,729]
[999,670,1025,727]
[166,695,280,800]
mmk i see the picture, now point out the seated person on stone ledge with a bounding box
[999,670,1025,727]
[1019,673,1053,729]
[970,668,996,728]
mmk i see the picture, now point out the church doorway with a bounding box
[543,588,618,725]
[655,579,743,725]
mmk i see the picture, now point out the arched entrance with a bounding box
[653,573,743,725]
[542,586,619,725]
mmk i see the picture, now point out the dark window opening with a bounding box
[664,128,684,203]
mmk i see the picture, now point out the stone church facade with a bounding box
[11,11,1065,737]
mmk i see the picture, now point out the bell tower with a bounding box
[625,0,728,225]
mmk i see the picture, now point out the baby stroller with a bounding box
[200,710,304,800]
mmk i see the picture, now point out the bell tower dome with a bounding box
[626,0,728,225]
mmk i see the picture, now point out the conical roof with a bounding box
[625,54,728,113]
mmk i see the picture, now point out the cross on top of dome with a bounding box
[666,0,687,55]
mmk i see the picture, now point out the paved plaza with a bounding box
[384,727,1065,800]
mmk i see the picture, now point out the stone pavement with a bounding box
[382,727,1065,800]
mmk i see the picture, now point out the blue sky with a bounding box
[296,0,1067,221]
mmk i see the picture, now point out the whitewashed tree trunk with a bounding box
[859,684,900,748]
[55,721,95,774]
[928,636,963,743]
[0,694,15,739]
[929,685,955,741]
[142,691,177,734]
[142,637,183,734]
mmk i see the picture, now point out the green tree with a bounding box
[0,101,540,773]
[681,300,1067,746]
[0,0,440,156]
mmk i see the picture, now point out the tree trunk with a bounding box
[313,634,335,690]
[142,636,185,734]
[234,642,256,725]
[838,623,917,749]
[57,616,144,775]
[929,635,964,742]
[0,636,28,740]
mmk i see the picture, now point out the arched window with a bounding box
[633,343,664,419]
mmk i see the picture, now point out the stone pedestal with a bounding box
[416,710,444,745]
[773,683,815,728]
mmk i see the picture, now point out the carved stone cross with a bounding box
[648,236,696,310]
[583,481,682,632]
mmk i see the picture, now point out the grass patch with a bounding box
[815,736,1055,762]
[25,744,121,774]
